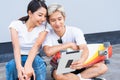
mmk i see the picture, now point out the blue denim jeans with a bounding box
[6,55,46,80]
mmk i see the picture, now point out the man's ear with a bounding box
[63,16,66,21]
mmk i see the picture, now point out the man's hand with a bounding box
[69,42,79,50]
[70,59,84,69]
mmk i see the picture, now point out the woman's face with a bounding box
[49,11,65,32]
[29,7,47,26]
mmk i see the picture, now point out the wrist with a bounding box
[16,65,23,71]
[25,60,32,67]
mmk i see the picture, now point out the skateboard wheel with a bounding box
[105,59,110,64]
[103,42,110,48]
[99,50,107,55]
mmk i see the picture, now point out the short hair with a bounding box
[48,3,65,17]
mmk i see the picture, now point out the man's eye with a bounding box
[58,17,62,21]
[39,15,42,17]
[58,19,62,21]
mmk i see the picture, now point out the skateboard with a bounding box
[83,42,112,67]
[50,42,112,69]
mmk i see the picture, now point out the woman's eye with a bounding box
[51,19,55,22]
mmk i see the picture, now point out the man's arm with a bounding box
[79,44,89,63]
[70,44,89,69]
[43,42,79,57]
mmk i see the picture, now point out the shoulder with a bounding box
[10,20,22,25]
[66,25,83,33]
[48,29,55,36]
[36,24,50,32]
[8,20,23,30]
[48,28,55,34]
[46,28,56,38]
[9,20,23,27]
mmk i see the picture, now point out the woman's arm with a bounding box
[10,28,22,70]
[24,31,48,78]
[10,28,24,79]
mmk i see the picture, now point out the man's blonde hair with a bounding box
[48,3,65,17]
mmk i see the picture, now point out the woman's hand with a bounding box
[17,66,26,80]
[24,63,35,80]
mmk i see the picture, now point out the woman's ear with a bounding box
[28,10,32,17]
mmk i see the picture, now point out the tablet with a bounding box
[56,50,82,74]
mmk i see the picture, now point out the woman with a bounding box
[6,0,48,80]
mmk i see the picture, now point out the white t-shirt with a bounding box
[9,20,48,55]
[42,26,86,47]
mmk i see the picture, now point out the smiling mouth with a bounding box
[55,25,60,28]
[38,21,42,25]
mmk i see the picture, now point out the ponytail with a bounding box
[18,15,29,21]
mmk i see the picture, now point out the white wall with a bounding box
[0,0,29,43]
[0,0,120,42]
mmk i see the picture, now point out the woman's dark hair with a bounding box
[19,0,48,21]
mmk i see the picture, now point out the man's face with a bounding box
[49,11,65,32]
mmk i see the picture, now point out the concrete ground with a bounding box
[0,44,120,80]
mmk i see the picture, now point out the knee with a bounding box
[96,63,108,75]
[101,63,108,73]
[53,70,63,80]
[33,56,45,65]
[6,60,16,72]
[54,74,63,80]
[33,56,46,74]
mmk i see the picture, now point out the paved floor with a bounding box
[0,44,120,80]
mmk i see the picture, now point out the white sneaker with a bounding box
[92,77,106,80]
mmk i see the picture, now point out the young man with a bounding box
[43,3,107,80]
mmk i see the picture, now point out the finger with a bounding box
[26,78,30,80]
[71,62,79,67]
[18,72,22,80]
[21,68,25,76]
[18,75,24,80]
[72,60,83,66]
[23,74,28,80]
[73,63,82,67]
[25,72,32,79]
[18,76,22,80]
[33,71,36,80]
[71,60,79,65]
[19,77,24,80]
[24,75,30,80]
[71,63,83,69]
